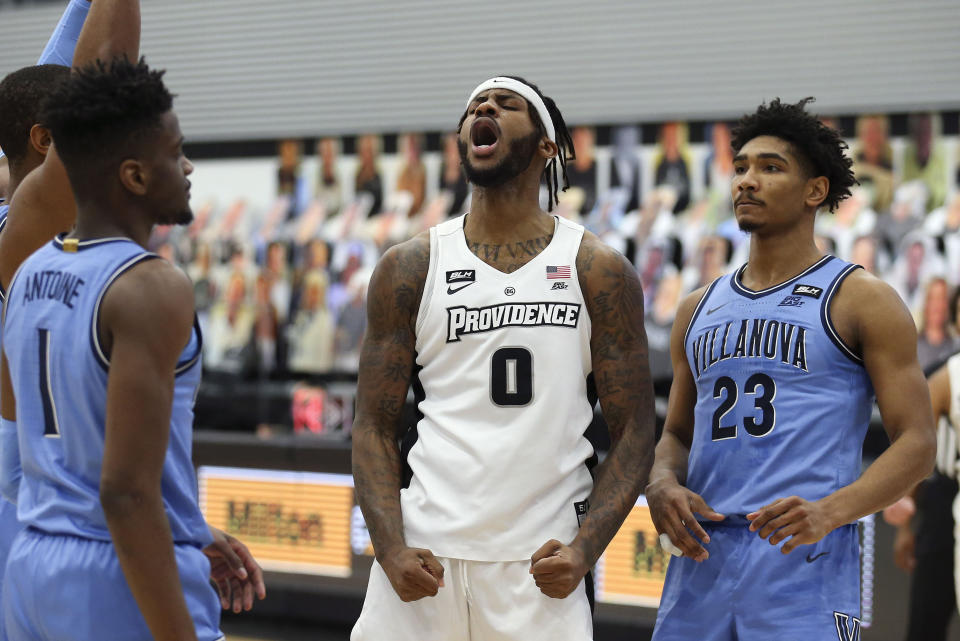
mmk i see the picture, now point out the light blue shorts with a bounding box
[0,499,25,641]
[653,519,861,641]
[3,527,223,641]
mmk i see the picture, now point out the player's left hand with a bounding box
[204,526,267,613]
[746,496,833,554]
[529,539,589,599]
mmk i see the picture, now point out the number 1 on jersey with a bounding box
[37,328,62,437]
[491,347,532,406]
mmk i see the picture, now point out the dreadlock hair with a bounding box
[39,57,173,196]
[458,76,575,211]
[731,97,855,213]
[0,64,70,169]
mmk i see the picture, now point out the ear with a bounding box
[28,125,53,156]
[119,158,148,196]
[540,138,558,160]
[805,175,829,209]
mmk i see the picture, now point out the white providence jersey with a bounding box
[942,354,960,479]
[401,214,596,562]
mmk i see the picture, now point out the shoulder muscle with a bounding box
[576,231,643,322]
[0,149,76,288]
[831,268,916,357]
[366,232,430,336]
[99,258,194,364]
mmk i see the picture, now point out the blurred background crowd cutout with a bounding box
[144,113,960,435]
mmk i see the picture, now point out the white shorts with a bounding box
[350,557,593,641]
[953,490,960,610]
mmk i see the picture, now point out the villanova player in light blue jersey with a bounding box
[0,58,264,641]
[0,2,90,635]
[648,99,936,641]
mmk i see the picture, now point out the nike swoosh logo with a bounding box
[447,283,475,295]
[706,303,728,315]
[805,552,829,563]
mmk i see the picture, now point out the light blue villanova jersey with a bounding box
[0,203,8,303]
[2,235,211,546]
[684,255,874,518]
[0,203,7,300]
[0,201,21,627]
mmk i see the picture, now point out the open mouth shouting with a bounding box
[470,117,500,158]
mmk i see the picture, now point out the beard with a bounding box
[458,129,540,188]
[158,204,193,227]
[737,217,760,232]
[174,207,194,226]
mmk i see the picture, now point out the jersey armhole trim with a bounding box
[683,277,722,345]
[569,224,590,326]
[174,315,204,376]
[2,258,30,315]
[90,253,162,372]
[414,228,438,335]
[820,264,864,365]
[0,215,9,304]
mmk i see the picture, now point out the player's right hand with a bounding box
[380,546,445,602]
[646,479,725,562]
[892,525,916,573]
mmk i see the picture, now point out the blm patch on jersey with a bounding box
[446,269,475,284]
[446,302,581,342]
[792,284,823,299]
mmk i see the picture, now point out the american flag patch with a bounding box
[546,265,571,279]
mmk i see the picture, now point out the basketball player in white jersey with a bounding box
[923,355,960,613]
[350,76,656,640]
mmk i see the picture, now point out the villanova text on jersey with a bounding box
[682,255,874,518]
[688,317,808,378]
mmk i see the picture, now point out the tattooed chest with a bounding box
[466,235,554,274]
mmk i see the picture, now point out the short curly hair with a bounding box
[731,97,855,212]
[0,64,70,167]
[40,57,172,188]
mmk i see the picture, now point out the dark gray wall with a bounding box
[1,0,958,142]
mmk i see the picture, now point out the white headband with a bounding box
[465,77,556,145]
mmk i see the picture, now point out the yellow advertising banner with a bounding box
[199,467,354,577]
[596,497,670,607]
[198,467,672,604]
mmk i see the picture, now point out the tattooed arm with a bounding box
[530,232,657,598]
[351,232,445,602]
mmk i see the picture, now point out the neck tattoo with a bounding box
[466,234,554,273]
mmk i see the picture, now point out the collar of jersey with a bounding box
[730,254,834,299]
[53,233,139,252]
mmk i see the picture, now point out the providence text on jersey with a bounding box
[445,301,581,342]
